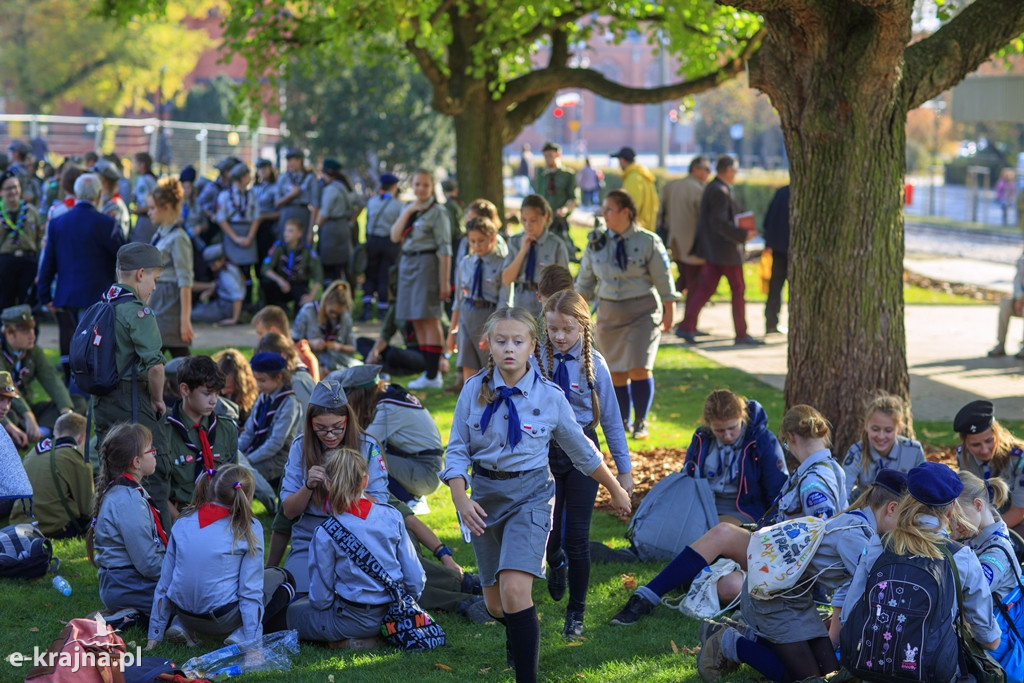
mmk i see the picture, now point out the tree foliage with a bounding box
[0,0,211,115]
[279,48,455,184]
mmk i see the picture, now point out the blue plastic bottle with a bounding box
[52,575,72,597]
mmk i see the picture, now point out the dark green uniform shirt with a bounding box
[108,283,165,376]
[533,167,578,212]
[164,405,239,505]
[11,438,93,535]
[0,339,74,417]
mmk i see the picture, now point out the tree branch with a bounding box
[428,0,454,26]
[504,92,558,143]
[405,39,454,114]
[503,28,764,105]
[904,0,1024,109]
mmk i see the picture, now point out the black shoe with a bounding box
[676,330,697,344]
[588,541,640,564]
[609,593,656,626]
[632,419,649,440]
[562,610,584,640]
[734,335,765,346]
[548,558,567,601]
[460,571,482,595]
[693,328,712,337]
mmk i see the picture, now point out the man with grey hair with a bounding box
[37,173,126,386]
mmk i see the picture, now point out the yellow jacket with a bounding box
[622,163,659,231]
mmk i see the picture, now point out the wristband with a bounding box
[305,480,316,490]
[434,544,453,560]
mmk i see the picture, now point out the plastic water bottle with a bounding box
[52,575,72,597]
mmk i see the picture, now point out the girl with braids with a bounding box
[271,379,388,593]
[535,289,631,639]
[500,194,569,318]
[287,448,424,644]
[842,463,1001,675]
[841,392,924,501]
[390,168,451,390]
[699,470,907,682]
[955,399,1024,534]
[681,389,787,525]
[147,465,294,648]
[292,279,359,372]
[612,404,846,626]
[90,423,167,621]
[441,306,630,683]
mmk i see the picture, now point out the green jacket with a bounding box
[107,282,165,378]
[533,167,578,212]
[164,404,239,505]
[11,438,93,535]
[0,339,73,417]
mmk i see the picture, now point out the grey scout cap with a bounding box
[117,243,163,271]
[309,380,348,409]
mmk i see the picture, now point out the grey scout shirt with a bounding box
[401,202,451,255]
[575,223,680,304]
[365,195,403,238]
[276,171,318,208]
[440,366,603,482]
[773,449,848,523]
[216,186,257,224]
[279,433,390,520]
[152,225,194,288]
[307,501,425,607]
[320,181,362,220]
[500,230,569,309]
[149,511,266,642]
[968,519,1022,602]
[92,483,165,579]
[535,338,630,474]
[455,250,504,307]
[959,446,1024,510]
[841,436,925,500]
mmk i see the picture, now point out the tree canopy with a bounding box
[0,0,211,115]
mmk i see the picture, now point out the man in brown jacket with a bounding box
[677,156,763,346]
[657,156,710,333]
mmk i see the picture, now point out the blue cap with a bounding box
[379,173,399,187]
[907,462,962,507]
[179,165,197,183]
[873,469,908,497]
[250,352,287,374]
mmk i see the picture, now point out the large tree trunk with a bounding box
[748,3,913,453]
[452,89,508,217]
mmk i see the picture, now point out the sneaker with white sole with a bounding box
[408,373,443,390]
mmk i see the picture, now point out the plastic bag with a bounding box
[181,630,299,678]
[662,558,744,619]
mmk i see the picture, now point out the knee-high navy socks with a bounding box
[505,606,540,683]
[614,384,631,424]
[629,377,654,422]
[644,546,708,599]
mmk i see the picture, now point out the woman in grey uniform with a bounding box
[274,148,316,241]
[316,158,363,283]
[390,168,451,390]
[842,393,925,501]
[216,163,258,305]
[575,189,679,440]
[252,159,280,261]
[147,177,194,357]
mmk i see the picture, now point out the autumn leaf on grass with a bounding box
[671,639,679,653]
[435,663,453,671]
[621,574,638,590]
[565,639,585,647]
[28,626,39,632]
[478,668,491,674]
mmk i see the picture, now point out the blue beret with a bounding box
[953,400,994,435]
[379,173,399,187]
[179,165,197,183]
[309,380,348,409]
[322,158,342,174]
[873,469,908,497]
[250,352,287,374]
[907,462,962,507]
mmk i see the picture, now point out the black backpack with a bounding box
[69,286,138,396]
[840,541,959,682]
[0,523,55,579]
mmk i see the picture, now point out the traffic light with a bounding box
[553,107,564,118]
[668,109,678,124]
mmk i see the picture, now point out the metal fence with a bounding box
[0,114,283,178]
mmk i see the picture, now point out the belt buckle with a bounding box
[13,250,23,258]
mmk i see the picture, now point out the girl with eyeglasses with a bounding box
[89,423,167,626]
[271,379,389,594]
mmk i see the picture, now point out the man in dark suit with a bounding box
[37,173,126,383]
[763,185,791,335]
[677,155,763,345]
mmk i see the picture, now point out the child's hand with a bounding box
[454,498,488,535]
[306,464,328,490]
[616,472,635,498]
[445,332,457,353]
[609,484,632,517]
[280,281,292,294]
